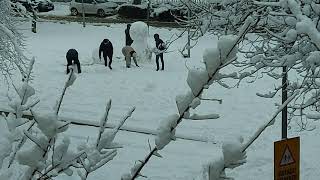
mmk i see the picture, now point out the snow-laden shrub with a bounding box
[0,61,135,179]
[0,0,28,80]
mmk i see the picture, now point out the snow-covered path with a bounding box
[0,21,319,180]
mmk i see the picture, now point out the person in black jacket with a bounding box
[125,24,133,46]
[154,33,165,71]
[66,49,81,74]
[99,39,113,70]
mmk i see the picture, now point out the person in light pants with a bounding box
[122,46,139,68]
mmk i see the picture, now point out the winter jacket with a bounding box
[99,39,113,58]
[155,38,165,51]
[122,46,135,57]
[125,29,133,46]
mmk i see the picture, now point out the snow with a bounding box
[217,35,238,63]
[285,29,297,42]
[222,137,246,169]
[130,21,150,62]
[203,48,221,77]
[155,114,179,150]
[187,68,209,96]
[305,51,320,70]
[0,21,319,180]
[176,91,195,115]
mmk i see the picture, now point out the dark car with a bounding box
[37,0,54,12]
[11,0,54,12]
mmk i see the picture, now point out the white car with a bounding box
[69,0,118,17]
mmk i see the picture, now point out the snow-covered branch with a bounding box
[125,18,256,180]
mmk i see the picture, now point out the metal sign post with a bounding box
[274,66,299,180]
[282,66,288,139]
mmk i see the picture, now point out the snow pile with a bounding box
[155,114,179,150]
[130,21,151,62]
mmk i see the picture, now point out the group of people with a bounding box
[65,24,166,74]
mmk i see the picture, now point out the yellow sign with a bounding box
[274,137,300,180]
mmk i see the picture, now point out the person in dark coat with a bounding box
[154,33,166,71]
[125,24,133,46]
[99,39,113,70]
[66,49,81,74]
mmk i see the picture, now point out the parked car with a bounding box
[37,0,54,12]
[69,0,118,17]
[11,0,54,12]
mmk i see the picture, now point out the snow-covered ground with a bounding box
[0,21,319,180]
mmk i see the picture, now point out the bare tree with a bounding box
[175,0,320,130]
[0,0,29,81]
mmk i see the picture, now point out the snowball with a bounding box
[176,91,195,115]
[155,114,179,150]
[222,137,247,169]
[187,69,209,96]
[203,48,221,77]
